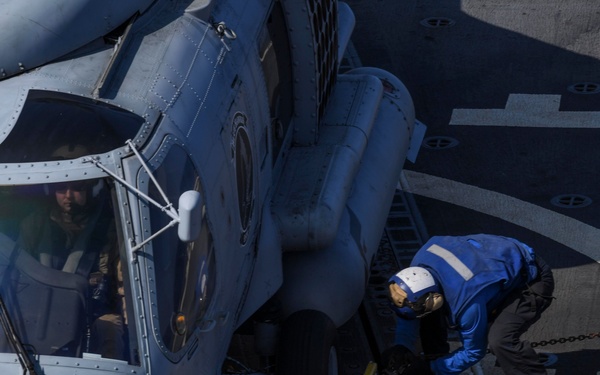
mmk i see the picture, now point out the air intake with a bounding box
[282,0,339,146]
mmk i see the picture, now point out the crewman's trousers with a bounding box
[487,255,554,374]
[419,255,554,375]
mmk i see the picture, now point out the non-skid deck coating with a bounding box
[342,1,600,373]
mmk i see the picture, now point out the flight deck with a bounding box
[341,0,600,373]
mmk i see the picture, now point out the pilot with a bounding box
[383,234,554,375]
[18,144,125,360]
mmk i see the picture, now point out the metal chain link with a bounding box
[421,331,600,360]
[531,332,600,347]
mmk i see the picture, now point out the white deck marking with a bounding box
[400,170,600,262]
[450,94,600,128]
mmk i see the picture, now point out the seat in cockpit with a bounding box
[0,235,88,357]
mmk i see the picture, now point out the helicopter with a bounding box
[0,0,421,374]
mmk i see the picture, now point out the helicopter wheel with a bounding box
[277,309,339,375]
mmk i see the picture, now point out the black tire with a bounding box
[277,309,339,375]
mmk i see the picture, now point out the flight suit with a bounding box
[18,200,125,360]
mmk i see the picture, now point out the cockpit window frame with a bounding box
[132,135,216,362]
[0,90,159,165]
[0,177,141,367]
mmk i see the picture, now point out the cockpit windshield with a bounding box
[0,90,143,163]
[0,179,137,364]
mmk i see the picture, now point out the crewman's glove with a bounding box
[380,345,434,375]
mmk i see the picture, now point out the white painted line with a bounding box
[400,170,600,262]
[450,94,600,128]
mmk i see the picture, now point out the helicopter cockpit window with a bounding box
[0,179,137,364]
[0,90,143,163]
[146,145,215,353]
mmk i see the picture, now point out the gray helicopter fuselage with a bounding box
[0,0,420,374]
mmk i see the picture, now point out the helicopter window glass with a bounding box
[0,180,138,365]
[259,2,293,163]
[147,145,215,353]
[0,91,144,163]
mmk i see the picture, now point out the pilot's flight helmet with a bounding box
[46,144,104,198]
[51,144,89,160]
[388,266,441,319]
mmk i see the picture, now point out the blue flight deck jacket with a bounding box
[409,234,537,374]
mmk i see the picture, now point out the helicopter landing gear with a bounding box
[277,309,339,375]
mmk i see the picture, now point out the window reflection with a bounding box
[147,145,215,353]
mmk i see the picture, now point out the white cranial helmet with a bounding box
[388,266,441,319]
